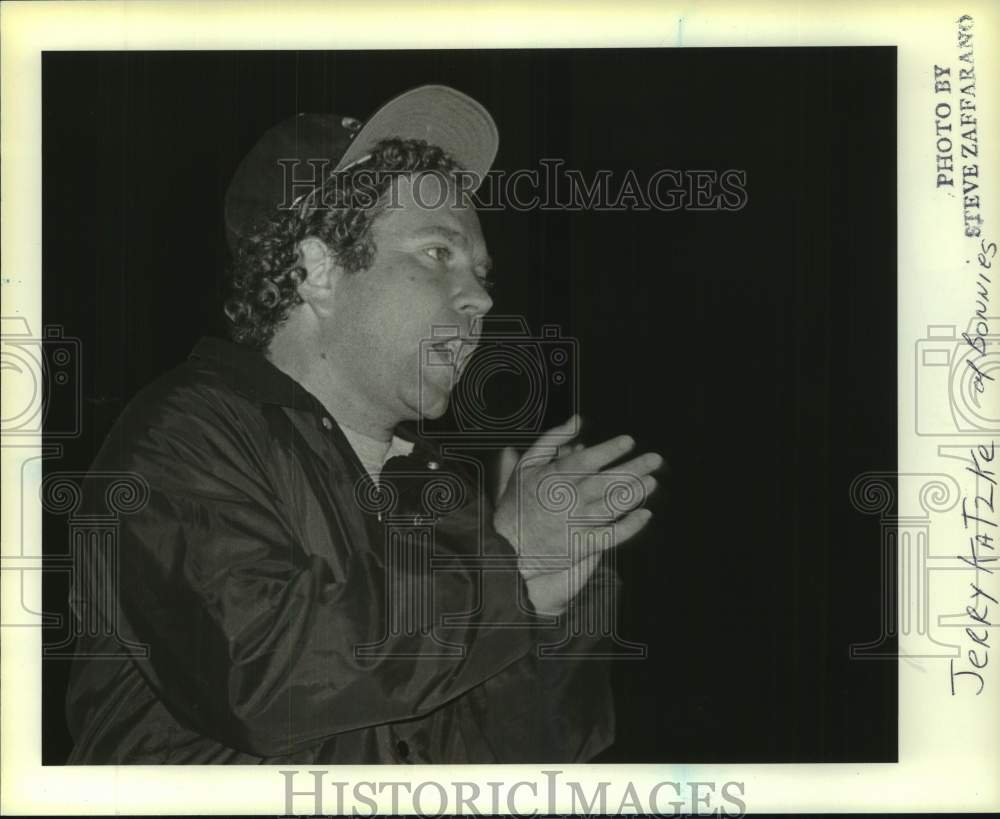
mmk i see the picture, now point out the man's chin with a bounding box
[415,387,452,420]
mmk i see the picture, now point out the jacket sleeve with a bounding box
[470,552,620,763]
[80,382,540,758]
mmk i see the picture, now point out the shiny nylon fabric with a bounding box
[64,337,615,764]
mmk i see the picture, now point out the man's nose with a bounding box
[454,274,494,317]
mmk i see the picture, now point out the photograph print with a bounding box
[36,46,897,765]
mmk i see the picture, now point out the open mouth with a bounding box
[430,338,477,378]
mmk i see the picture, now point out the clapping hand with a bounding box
[492,415,663,614]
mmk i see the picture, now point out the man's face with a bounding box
[322,172,494,427]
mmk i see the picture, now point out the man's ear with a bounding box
[296,236,342,316]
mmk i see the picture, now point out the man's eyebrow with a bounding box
[413,225,493,272]
[413,225,467,244]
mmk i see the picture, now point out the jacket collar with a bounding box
[190,336,321,410]
[188,336,436,457]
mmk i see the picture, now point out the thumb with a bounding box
[494,445,520,505]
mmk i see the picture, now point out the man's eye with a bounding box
[477,275,497,292]
[424,246,452,263]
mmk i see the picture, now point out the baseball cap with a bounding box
[224,84,498,253]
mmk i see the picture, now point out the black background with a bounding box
[42,48,897,763]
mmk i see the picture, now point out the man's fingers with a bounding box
[611,452,665,479]
[556,441,586,460]
[572,456,662,505]
[574,473,656,516]
[521,414,581,465]
[556,433,641,475]
[610,507,654,546]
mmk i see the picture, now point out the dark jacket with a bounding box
[65,337,615,764]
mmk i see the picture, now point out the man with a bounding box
[65,85,662,763]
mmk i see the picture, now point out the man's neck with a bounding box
[267,331,397,442]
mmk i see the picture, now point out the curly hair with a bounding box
[224,137,462,350]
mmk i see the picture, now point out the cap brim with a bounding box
[335,85,498,184]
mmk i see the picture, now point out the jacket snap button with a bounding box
[396,739,410,759]
[321,417,333,430]
[427,460,440,470]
